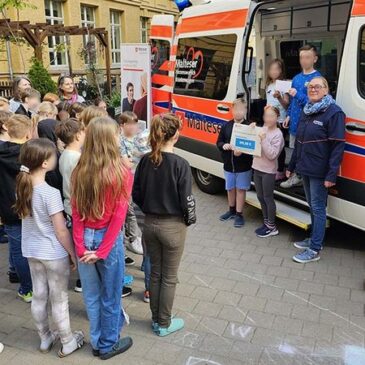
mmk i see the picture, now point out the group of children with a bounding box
[0,85,196,359]
[218,44,321,236]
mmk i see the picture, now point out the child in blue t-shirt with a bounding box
[281,44,321,189]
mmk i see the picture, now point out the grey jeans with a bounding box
[254,169,277,225]
[144,215,187,328]
[124,203,141,245]
[28,257,74,345]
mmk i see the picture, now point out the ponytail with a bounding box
[14,171,33,218]
[14,139,56,218]
[149,113,181,166]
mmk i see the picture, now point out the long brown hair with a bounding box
[149,113,181,166]
[266,58,286,87]
[71,116,129,221]
[14,138,56,218]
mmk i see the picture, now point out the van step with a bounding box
[246,191,312,230]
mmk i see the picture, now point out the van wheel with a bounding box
[192,168,225,195]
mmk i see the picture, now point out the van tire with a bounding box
[192,168,225,195]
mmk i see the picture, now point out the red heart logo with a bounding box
[186,47,204,79]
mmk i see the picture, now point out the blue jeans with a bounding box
[4,224,32,293]
[78,228,125,354]
[302,176,328,252]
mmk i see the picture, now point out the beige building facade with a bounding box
[0,0,178,80]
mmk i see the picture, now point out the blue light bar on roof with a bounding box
[174,0,192,11]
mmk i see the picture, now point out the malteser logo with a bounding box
[176,47,204,79]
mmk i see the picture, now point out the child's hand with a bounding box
[80,253,99,264]
[283,117,290,129]
[223,144,233,151]
[288,88,297,97]
[259,130,266,141]
[70,254,77,271]
[233,150,242,157]
[273,91,281,99]
[249,122,256,128]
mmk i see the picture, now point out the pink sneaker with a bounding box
[276,171,286,181]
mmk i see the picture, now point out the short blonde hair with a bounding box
[38,101,58,117]
[310,76,329,90]
[0,97,9,108]
[232,97,247,108]
[5,115,31,139]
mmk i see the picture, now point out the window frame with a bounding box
[173,33,238,101]
[358,25,365,99]
[81,4,96,64]
[45,0,67,67]
[140,17,148,43]
[110,10,122,66]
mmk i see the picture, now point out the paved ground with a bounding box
[1,186,365,365]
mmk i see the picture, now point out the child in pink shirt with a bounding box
[253,106,284,238]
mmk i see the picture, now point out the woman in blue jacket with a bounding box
[287,76,346,263]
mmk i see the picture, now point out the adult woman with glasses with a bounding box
[287,76,346,264]
[58,75,85,104]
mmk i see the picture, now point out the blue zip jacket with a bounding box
[288,103,346,183]
[288,70,322,136]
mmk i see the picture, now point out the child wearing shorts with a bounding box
[217,98,253,228]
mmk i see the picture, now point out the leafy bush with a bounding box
[28,58,57,97]
[105,91,121,108]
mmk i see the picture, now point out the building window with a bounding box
[45,0,67,66]
[81,5,96,64]
[110,10,122,65]
[140,17,148,43]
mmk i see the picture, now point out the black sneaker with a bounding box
[219,210,236,221]
[122,286,132,298]
[99,337,133,360]
[125,256,135,266]
[74,279,82,293]
[8,271,19,284]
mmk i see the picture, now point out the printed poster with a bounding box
[121,44,152,127]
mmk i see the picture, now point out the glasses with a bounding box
[308,85,325,91]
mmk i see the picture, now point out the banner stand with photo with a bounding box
[121,44,152,130]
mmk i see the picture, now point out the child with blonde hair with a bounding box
[72,116,133,359]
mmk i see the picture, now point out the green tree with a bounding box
[28,58,57,97]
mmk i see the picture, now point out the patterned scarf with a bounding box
[303,94,335,115]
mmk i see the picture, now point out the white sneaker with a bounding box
[280,174,303,188]
[40,331,58,353]
[58,330,85,358]
[126,237,143,255]
[0,342,4,353]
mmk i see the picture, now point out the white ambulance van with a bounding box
[150,0,365,231]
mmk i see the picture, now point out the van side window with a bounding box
[173,34,237,100]
[359,28,365,98]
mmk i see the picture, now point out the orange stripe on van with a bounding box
[180,9,248,33]
[159,60,175,72]
[352,0,365,16]
[150,25,173,38]
[152,74,173,87]
[341,154,365,182]
[173,94,233,121]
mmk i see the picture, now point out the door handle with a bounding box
[217,104,230,113]
[346,122,365,135]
